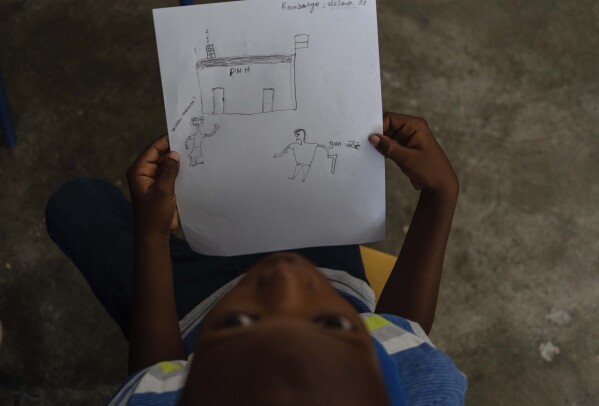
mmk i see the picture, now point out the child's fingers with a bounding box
[383,112,420,146]
[134,134,170,167]
[369,133,415,166]
[156,150,171,165]
[170,207,180,231]
[128,136,171,187]
[384,112,426,127]
[154,151,180,196]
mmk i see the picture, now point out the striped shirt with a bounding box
[109,268,467,405]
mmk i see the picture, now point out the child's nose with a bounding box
[257,263,316,313]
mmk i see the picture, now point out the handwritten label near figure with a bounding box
[345,140,360,150]
[328,140,360,150]
[281,0,367,14]
[171,98,196,132]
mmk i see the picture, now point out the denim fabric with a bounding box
[45,177,367,338]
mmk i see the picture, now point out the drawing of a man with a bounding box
[185,117,220,167]
[274,129,337,182]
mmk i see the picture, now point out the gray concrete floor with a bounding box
[1,0,598,404]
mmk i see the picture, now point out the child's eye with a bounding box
[216,313,255,329]
[314,315,355,331]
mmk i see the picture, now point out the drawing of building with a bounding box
[196,34,309,115]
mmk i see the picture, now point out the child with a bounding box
[46,113,466,405]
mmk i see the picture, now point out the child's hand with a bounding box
[369,113,458,196]
[127,135,180,236]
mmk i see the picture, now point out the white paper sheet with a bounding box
[153,0,385,256]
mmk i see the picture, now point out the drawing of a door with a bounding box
[263,88,274,113]
[213,88,224,115]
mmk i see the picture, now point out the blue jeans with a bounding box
[45,178,367,338]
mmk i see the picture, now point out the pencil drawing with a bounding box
[185,117,220,167]
[195,31,310,115]
[274,129,337,182]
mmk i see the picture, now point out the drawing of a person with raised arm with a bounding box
[274,129,337,182]
[185,117,220,167]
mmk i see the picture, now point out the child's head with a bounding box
[178,253,390,406]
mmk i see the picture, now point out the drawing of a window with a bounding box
[213,88,224,114]
[196,35,309,115]
[263,89,274,113]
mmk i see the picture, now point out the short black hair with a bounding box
[294,129,306,140]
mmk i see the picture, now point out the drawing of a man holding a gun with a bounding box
[185,117,220,167]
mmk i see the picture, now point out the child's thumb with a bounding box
[369,134,412,165]
[155,151,180,195]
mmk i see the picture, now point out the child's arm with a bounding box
[371,113,459,334]
[126,135,184,374]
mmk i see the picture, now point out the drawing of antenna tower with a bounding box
[205,30,216,59]
[195,31,310,115]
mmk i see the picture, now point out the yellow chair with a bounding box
[360,246,397,301]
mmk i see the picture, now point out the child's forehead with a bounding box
[182,322,385,405]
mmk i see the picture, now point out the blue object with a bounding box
[179,0,193,5]
[0,71,16,149]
